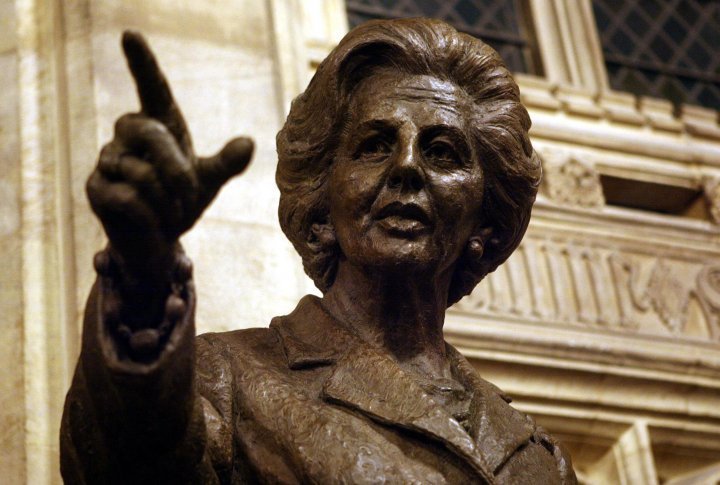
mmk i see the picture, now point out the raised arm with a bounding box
[89,32,252,332]
[60,32,253,484]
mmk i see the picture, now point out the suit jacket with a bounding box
[62,283,576,484]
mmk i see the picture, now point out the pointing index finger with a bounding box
[121,31,191,151]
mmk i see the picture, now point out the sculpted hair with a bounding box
[276,18,541,305]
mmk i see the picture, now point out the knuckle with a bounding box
[114,113,142,136]
[133,161,155,181]
[137,120,172,143]
[121,156,155,181]
[99,141,115,157]
[86,173,104,203]
[114,114,170,146]
[87,181,118,219]
[110,184,138,207]
[96,162,114,178]
[86,170,101,191]
[99,140,121,158]
[90,184,133,215]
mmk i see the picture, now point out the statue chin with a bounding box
[339,235,447,275]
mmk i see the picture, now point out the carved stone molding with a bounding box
[539,150,605,208]
[452,234,720,342]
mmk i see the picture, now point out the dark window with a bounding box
[600,174,708,221]
[345,0,541,74]
[593,0,720,111]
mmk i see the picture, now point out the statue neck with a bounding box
[321,259,453,379]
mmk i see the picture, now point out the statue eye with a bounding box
[424,140,459,166]
[357,135,392,159]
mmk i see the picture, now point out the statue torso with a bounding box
[196,296,575,484]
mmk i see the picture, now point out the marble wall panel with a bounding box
[0,2,26,480]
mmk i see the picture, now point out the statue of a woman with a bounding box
[61,18,576,484]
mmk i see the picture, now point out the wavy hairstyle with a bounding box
[276,18,541,305]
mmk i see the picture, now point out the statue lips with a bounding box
[373,201,432,237]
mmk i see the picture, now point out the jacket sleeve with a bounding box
[60,250,232,484]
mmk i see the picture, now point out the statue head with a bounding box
[276,18,540,305]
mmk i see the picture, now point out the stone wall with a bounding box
[0,0,321,482]
[1,2,26,482]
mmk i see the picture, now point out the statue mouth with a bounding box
[374,201,431,235]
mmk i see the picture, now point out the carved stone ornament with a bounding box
[646,260,691,334]
[455,232,720,341]
[60,19,577,484]
[539,150,605,208]
[696,264,720,339]
[703,176,720,224]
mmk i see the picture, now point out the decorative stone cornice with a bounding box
[597,90,645,126]
[517,75,720,169]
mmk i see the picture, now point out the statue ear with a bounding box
[476,226,494,239]
[308,221,336,251]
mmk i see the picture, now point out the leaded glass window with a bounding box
[345,0,540,74]
[593,0,720,111]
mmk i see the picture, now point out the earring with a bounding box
[467,237,484,258]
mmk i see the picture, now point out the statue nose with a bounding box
[387,143,424,192]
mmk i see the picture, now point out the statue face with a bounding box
[329,71,485,276]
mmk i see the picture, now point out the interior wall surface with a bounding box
[1,0,312,482]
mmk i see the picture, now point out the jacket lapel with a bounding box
[322,344,495,482]
[447,345,536,474]
[271,296,495,483]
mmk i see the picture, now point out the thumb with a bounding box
[197,136,254,195]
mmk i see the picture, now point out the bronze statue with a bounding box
[61,18,577,484]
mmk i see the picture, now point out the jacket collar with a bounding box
[270,295,352,369]
[271,295,534,480]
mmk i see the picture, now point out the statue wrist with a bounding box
[94,245,194,359]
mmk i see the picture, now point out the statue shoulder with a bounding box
[480,384,578,484]
[193,327,289,418]
[480,388,577,484]
[446,344,577,483]
[196,326,284,365]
